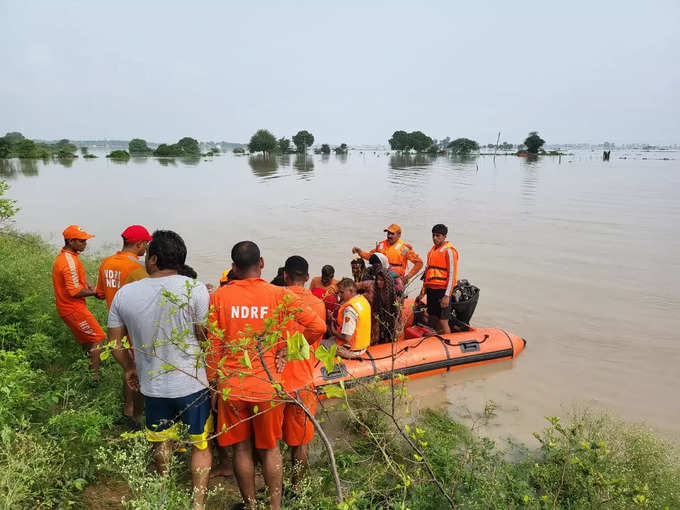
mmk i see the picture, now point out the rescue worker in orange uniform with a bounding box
[96,225,151,308]
[352,223,423,284]
[207,241,325,510]
[52,225,105,382]
[95,224,151,425]
[328,278,372,359]
[417,224,459,334]
[281,255,326,490]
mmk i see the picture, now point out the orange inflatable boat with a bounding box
[312,326,526,393]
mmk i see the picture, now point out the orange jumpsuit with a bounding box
[95,251,148,309]
[52,248,105,344]
[207,278,326,449]
[281,285,326,446]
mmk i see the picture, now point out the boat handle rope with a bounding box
[354,333,490,362]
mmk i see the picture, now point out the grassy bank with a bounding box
[1,230,679,509]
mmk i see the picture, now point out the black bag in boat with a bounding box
[449,279,479,325]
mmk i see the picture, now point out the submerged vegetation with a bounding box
[106,150,130,160]
[0,179,678,508]
[0,132,79,159]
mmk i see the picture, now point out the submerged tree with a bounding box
[129,138,151,154]
[448,138,479,155]
[389,130,433,152]
[293,130,314,152]
[524,131,545,154]
[278,137,291,153]
[320,144,331,154]
[248,129,278,155]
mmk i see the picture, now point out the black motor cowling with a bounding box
[449,279,479,326]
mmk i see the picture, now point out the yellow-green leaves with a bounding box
[323,381,346,399]
[286,331,310,361]
[238,350,252,369]
[316,343,338,372]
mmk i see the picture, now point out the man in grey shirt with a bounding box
[108,230,212,509]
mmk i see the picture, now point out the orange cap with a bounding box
[62,225,94,240]
[384,223,402,234]
[219,269,231,284]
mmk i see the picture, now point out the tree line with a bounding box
[388,130,546,155]
[245,129,348,156]
[0,132,82,159]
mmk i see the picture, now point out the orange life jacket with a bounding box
[425,242,459,291]
[376,239,411,277]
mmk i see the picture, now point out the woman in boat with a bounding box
[357,266,399,344]
[351,257,366,282]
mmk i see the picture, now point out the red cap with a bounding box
[63,225,94,240]
[121,225,152,243]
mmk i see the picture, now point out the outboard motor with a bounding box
[449,279,479,330]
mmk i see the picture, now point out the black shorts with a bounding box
[426,288,451,320]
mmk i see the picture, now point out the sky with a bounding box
[1,1,679,146]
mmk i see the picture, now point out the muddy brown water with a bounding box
[3,150,679,443]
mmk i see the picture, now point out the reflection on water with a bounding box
[293,153,314,178]
[0,159,17,178]
[158,158,176,167]
[389,153,435,169]
[180,156,201,166]
[248,154,278,178]
[55,157,75,168]
[279,154,291,168]
[131,156,149,165]
[336,152,348,164]
[19,159,39,176]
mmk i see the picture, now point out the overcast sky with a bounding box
[1,1,678,145]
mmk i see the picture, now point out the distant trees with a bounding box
[334,143,348,154]
[278,137,291,153]
[500,141,513,151]
[248,129,278,155]
[129,138,151,154]
[107,150,130,160]
[524,131,545,154]
[80,146,88,155]
[388,130,433,152]
[448,138,479,155]
[293,130,314,152]
[320,144,331,154]
[153,136,201,157]
[233,147,246,154]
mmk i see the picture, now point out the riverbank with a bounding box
[1,228,679,508]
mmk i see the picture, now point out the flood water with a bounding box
[3,150,679,443]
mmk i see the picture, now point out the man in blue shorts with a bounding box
[108,230,212,509]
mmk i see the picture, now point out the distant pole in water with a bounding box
[494,131,501,159]
[603,150,611,161]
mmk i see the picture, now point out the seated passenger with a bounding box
[364,253,404,296]
[270,266,285,286]
[357,267,399,345]
[328,278,371,359]
[310,264,338,298]
[351,257,366,282]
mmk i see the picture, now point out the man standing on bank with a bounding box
[96,224,151,424]
[52,225,106,382]
[281,255,326,490]
[352,223,423,284]
[107,230,213,510]
[417,224,459,334]
[207,241,325,510]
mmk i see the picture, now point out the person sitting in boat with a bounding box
[310,264,338,298]
[328,278,371,359]
[356,266,399,344]
[362,253,404,296]
[350,257,366,282]
[416,223,459,334]
[352,223,423,285]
